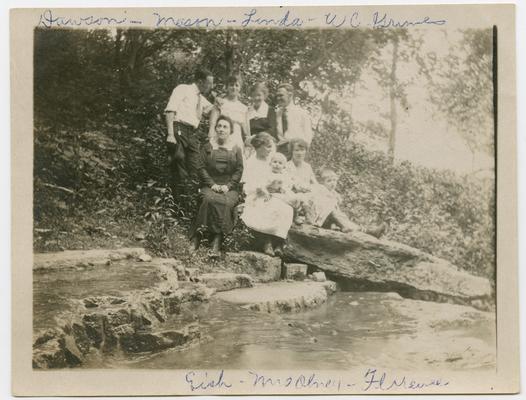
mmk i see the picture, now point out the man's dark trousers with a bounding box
[166,122,200,194]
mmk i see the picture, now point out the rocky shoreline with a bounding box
[33,248,335,368]
[33,229,494,369]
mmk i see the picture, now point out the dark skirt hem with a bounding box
[188,188,239,238]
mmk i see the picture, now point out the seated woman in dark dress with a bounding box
[188,115,243,258]
[247,82,277,139]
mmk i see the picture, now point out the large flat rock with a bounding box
[285,225,492,307]
[194,272,254,292]
[215,280,336,313]
[33,247,147,270]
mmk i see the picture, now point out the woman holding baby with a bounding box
[239,133,366,257]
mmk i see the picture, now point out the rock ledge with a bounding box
[215,280,337,313]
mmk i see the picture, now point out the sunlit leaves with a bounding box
[423,28,494,155]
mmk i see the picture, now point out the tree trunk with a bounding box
[387,37,399,163]
[114,29,126,112]
[124,31,144,88]
[224,32,238,79]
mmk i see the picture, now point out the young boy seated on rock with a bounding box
[316,168,360,232]
[316,168,387,238]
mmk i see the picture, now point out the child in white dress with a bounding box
[285,139,317,193]
[240,133,294,255]
[285,138,321,224]
[315,168,388,238]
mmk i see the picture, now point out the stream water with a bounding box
[86,291,496,371]
[33,260,496,371]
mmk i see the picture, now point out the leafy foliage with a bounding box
[420,28,494,155]
[309,122,495,278]
[33,28,495,279]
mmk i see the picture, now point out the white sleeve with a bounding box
[201,95,214,114]
[242,170,261,195]
[165,86,184,113]
[242,160,268,195]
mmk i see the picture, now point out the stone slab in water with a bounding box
[283,263,308,280]
[195,272,254,292]
[221,251,282,282]
[285,225,492,306]
[215,280,337,313]
[311,271,327,282]
[33,247,147,270]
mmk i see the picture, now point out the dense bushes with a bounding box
[309,122,495,279]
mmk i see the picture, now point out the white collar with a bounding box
[288,160,305,168]
[248,101,269,119]
[210,136,236,151]
[277,101,295,113]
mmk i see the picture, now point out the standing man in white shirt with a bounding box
[275,83,313,158]
[165,68,215,193]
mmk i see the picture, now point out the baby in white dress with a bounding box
[263,153,301,209]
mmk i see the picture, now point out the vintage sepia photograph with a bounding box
[10,4,519,396]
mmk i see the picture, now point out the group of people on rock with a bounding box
[165,68,385,258]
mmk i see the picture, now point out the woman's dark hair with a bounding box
[195,68,213,82]
[215,115,234,134]
[226,75,242,87]
[289,137,309,152]
[251,132,274,149]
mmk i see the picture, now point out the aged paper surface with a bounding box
[11,4,518,396]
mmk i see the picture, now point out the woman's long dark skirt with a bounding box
[189,188,239,238]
